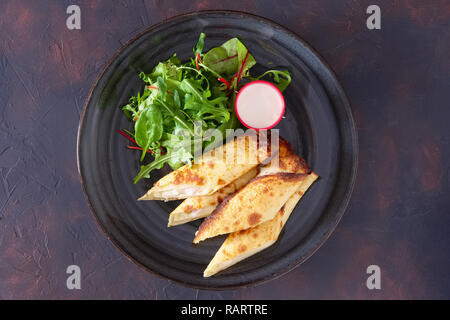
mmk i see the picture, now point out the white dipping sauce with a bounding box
[235,81,285,129]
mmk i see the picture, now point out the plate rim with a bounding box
[77,9,359,290]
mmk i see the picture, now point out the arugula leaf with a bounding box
[133,145,192,183]
[151,54,181,81]
[184,95,230,122]
[155,98,193,136]
[122,102,138,120]
[194,33,205,56]
[139,72,153,84]
[180,79,230,122]
[250,70,292,92]
[179,79,206,101]
[133,153,170,183]
[162,133,193,170]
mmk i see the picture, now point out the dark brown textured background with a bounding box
[1,0,449,299]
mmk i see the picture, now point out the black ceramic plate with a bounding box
[77,11,358,289]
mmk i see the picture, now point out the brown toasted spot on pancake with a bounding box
[279,205,285,217]
[297,191,304,196]
[225,226,230,232]
[250,172,306,185]
[183,205,194,213]
[217,196,224,203]
[248,212,262,226]
[269,192,274,196]
[253,233,258,239]
[173,170,205,185]
[207,161,215,169]
[173,172,182,185]
[188,172,205,185]
[238,244,247,253]
[218,178,226,185]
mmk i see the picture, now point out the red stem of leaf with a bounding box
[127,145,153,153]
[118,129,166,155]
[227,50,250,90]
[128,145,167,155]
[195,53,202,71]
[117,129,138,145]
[218,77,230,90]
[236,50,249,87]
[212,53,238,65]
[146,86,173,95]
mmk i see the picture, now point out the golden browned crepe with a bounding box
[169,138,303,226]
[193,173,307,243]
[138,133,270,201]
[258,138,310,176]
[168,167,259,227]
[203,172,318,277]
[193,139,311,244]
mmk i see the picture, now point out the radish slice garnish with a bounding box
[235,80,285,130]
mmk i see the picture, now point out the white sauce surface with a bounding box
[236,82,284,129]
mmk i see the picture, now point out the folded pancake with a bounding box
[168,138,303,226]
[259,137,310,176]
[168,167,259,227]
[139,133,271,201]
[203,172,318,277]
[193,173,307,243]
[193,139,310,244]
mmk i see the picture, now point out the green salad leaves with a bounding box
[121,33,291,183]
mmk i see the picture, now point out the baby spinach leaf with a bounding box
[173,89,181,108]
[156,76,168,100]
[134,103,163,161]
